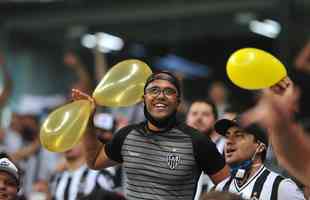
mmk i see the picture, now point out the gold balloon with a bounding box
[93,59,152,107]
[40,100,93,152]
[227,48,287,90]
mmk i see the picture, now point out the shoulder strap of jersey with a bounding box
[270,175,284,200]
[250,169,270,199]
[76,168,90,198]
[223,177,234,191]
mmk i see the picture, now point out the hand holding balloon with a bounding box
[71,88,96,111]
[40,59,152,152]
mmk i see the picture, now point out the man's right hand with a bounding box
[71,88,96,112]
[241,76,299,129]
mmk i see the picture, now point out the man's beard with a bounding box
[144,104,177,130]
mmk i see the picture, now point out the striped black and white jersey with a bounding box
[49,165,115,200]
[215,165,305,200]
[105,122,226,200]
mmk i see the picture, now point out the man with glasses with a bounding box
[72,71,229,200]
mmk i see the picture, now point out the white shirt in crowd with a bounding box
[215,165,305,200]
[51,165,115,200]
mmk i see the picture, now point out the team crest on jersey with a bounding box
[167,152,180,169]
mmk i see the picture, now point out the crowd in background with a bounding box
[0,38,310,200]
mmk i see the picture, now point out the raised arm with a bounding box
[71,89,118,169]
[241,77,310,186]
[0,54,12,107]
[93,34,108,83]
[295,40,310,73]
[64,52,93,93]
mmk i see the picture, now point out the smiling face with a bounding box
[224,126,259,165]
[186,102,216,135]
[143,79,180,121]
[0,172,18,200]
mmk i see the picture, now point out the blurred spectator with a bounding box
[295,40,310,73]
[29,180,51,200]
[0,153,22,200]
[302,185,310,200]
[186,99,226,200]
[49,143,118,200]
[64,51,93,94]
[8,114,59,196]
[187,99,225,152]
[0,53,12,109]
[201,191,244,200]
[293,40,310,118]
[222,106,238,121]
[208,81,230,118]
[0,53,16,153]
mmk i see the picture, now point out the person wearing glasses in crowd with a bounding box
[72,71,230,200]
[186,99,226,200]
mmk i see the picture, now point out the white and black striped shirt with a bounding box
[215,166,305,200]
[50,165,115,200]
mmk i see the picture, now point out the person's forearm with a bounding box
[74,65,92,91]
[270,121,310,186]
[82,124,104,169]
[82,122,115,169]
[295,41,310,70]
[94,47,108,82]
[10,140,40,161]
[0,65,12,106]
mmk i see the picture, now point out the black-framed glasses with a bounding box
[145,86,178,97]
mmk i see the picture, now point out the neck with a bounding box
[238,159,263,184]
[66,157,85,171]
[147,121,166,132]
[144,105,177,132]
[209,131,221,142]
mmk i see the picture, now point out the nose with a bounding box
[226,134,235,145]
[155,90,166,99]
[194,115,203,123]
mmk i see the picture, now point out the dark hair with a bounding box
[144,71,181,97]
[190,98,218,120]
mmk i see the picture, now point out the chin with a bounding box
[151,112,170,119]
[226,158,237,165]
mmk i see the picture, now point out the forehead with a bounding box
[189,102,213,112]
[0,171,17,183]
[146,79,177,90]
[226,126,254,138]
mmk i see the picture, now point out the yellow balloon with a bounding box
[40,100,93,152]
[93,59,152,107]
[226,48,287,90]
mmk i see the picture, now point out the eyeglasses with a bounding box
[145,86,178,97]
